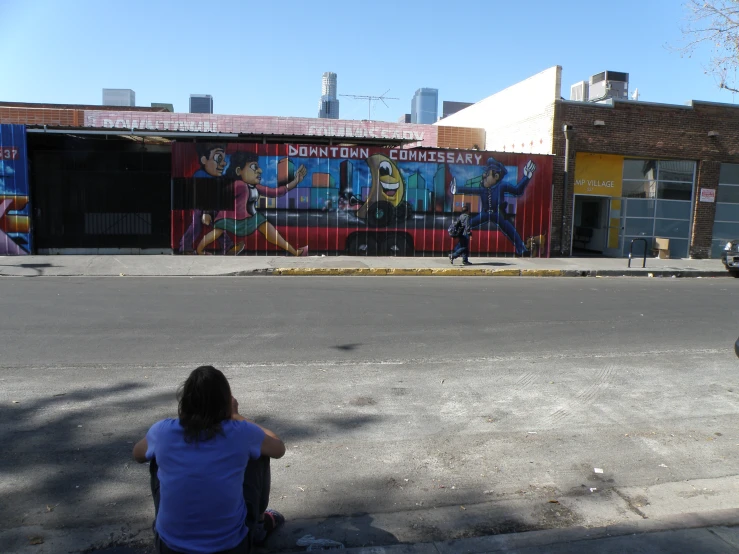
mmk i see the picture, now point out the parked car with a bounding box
[722,240,739,276]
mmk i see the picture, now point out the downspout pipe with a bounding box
[561,124,574,255]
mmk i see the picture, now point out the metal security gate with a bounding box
[29,135,171,251]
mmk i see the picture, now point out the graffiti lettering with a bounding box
[389,150,484,165]
[86,113,433,145]
[306,126,425,141]
[101,118,219,133]
[288,145,369,159]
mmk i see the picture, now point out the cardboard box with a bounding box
[658,249,670,259]
[654,237,670,250]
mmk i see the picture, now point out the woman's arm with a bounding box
[232,397,286,458]
[132,437,148,463]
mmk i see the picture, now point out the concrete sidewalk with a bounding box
[41,509,739,554]
[0,254,731,278]
[340,511,739,553]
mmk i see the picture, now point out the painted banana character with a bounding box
[357,154,405,219]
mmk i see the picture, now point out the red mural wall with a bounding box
[172,143,552,257]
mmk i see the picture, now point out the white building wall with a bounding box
[435,66,561,155]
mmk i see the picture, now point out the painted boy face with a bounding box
[237,162,262,185]
[201,148,226,176]
[482,169,501,188]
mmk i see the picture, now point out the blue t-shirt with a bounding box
[145,418,265,554]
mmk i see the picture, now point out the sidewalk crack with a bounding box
[613,488,648,519]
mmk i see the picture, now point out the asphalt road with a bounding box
[2,277,739,552]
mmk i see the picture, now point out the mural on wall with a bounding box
[0,124,31,255]
[172,144,552,257]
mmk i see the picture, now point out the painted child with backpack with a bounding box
[449,205,472,265]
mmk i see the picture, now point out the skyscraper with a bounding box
[151,103,174,112]
[318,72,339,119]
[441,101,473,119]
[190,94,214,114]
[410,88,438,124]
[102,89,135,107]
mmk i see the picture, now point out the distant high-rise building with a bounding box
[190,94,213,114]
[103,88,135,107]
[397,114,411,124]
[441,101,473,119]
[410,88,438,124]
[322,72,337,98]
[151,102,174,112]
[318,72,339,119]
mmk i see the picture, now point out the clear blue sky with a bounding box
[1,0,735,121]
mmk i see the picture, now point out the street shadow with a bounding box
[0,381,172,536]
[264,511,399,552]
[245,414,382,443]
[10,380,721,554]
[467,262,512,267]
[332,343,362,351]
[263,472,550,552]
[0,262,54,276]
[0,380,387,553]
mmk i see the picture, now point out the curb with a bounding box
[339,508,739,554]
[269,268,732,278]
[0,269,732,278]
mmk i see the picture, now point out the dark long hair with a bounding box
[225,151,259,180]
[177,366,232,443]
[221,151,260,200]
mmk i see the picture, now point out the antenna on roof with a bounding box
[339,89,399,121]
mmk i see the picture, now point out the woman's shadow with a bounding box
[266,512,398,551]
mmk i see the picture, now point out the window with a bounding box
[621,159,694,201]
[717,184,739,204]
[719,163,739,185]
[657,160,694,182]
[623,159,657,181]
[711,163,739,258]
[622,180,657,198]
[658,181,692,201]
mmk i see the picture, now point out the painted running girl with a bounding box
[197,151,309,256]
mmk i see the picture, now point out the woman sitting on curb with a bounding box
[133,366,286,553]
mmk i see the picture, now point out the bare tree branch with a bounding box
[672,1,739,92]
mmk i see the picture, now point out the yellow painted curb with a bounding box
[520,269,565,277]
[272,267,526,276]
[275,268,363,276]
[429,268,469,276]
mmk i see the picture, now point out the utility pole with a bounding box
[339,90,399,121]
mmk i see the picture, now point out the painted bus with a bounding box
[172,143,553,257]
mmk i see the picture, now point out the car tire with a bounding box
[346,233,378,256]
[382,234,414,257]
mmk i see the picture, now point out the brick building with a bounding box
[552,99,739,258]
[439,66,739,258]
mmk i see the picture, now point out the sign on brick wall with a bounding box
[699,188,716,203]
